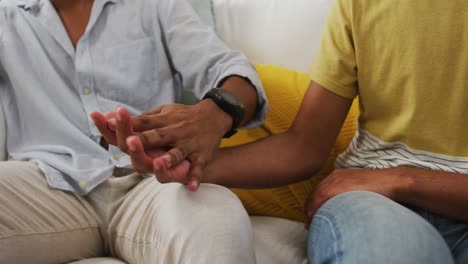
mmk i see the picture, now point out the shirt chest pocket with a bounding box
[97,38,167,106]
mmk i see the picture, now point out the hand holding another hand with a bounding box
[90,100,232,191]
[90,108,192,189]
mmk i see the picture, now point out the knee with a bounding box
[151,184,255,263]
[154,184,255,261]
[309,191,397,250]
[311,191,399,230]
[307,191,453,264]
[157,183,250,232]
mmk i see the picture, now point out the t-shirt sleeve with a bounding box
[309,0,358,99]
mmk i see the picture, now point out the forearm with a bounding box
[395,167,468,221]
[204,82,353,188]
[204,130,324,188]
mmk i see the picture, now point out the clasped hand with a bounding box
[90,101,230,192]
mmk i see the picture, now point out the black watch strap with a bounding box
[202,88,245,138]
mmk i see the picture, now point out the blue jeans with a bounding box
[308,191,468,264]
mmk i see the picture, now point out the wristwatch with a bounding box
[202,88,245,138]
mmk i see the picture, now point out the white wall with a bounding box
[213,0,332,73]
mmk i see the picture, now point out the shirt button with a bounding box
[83,87,92,95]
[79,181,87,189]
[113,154,120,161]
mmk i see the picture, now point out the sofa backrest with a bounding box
[213,0,332,72]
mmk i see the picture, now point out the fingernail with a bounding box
[108,118,116,126]
[126,139,136,152]
[190,180,199,190]
[162,154,171,167]
[153,161,160,171]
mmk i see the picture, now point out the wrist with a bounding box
[198,98,233,137]
[202,88,245,138]
[390,166,416,202]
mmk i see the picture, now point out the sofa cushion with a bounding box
[251,216,307,264]
[213,0,332,72]
[222,64,359,222]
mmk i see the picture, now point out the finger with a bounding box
[104,112,117,131]
[153,159,191,184]
[131,114,169,132]
[304,202,316,230]
[116,107,133,152]
[154,147,187,169]
[186,156,206,192]
[104,112,117,119]
[126,136,154,173]
[304,192,328,230]
[90,111,117,145]
[138,127,173,149]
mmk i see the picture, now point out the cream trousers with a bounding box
[0,161,255,264]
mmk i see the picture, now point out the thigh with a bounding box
[308,191,453,264]
[108,178,255,264]
[451,236,468,264]
[425,212,468,264]
[0,161,103,264]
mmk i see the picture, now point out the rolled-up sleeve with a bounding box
[154,0,268,128]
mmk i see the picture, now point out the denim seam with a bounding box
[451,230,468,252]
[315,213,341,264]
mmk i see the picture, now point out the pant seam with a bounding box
[315,213,341,264]
[111,231,161,248]
[0,225,99,240]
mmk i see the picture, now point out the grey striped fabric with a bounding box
[336,129,468,174]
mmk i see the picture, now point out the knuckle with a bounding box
[154,128,166,140]
[137,116,152,127]
[168,149,182,163]
[175,147,187,160]
[139,132,151,145]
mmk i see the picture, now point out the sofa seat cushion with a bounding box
[252,216,307,264]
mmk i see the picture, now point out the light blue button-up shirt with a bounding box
[0,0,267,194]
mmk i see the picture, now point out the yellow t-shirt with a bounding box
[311,0,468,171]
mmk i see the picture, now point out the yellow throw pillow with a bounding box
[221,64,359,222]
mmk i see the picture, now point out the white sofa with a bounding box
[0,0,332,263]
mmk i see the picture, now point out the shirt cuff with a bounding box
[213,63,269,129]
